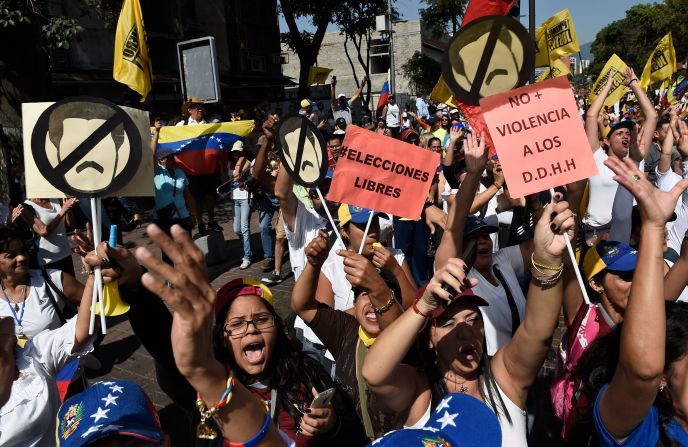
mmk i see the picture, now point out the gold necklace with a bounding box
[443,373,470,393]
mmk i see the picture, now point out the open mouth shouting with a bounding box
[242,340,266,365]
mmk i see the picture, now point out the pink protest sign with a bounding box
[479,76,598,197]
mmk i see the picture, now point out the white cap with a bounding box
[231,140,244,152]
[450,108,459,114]
[337,93,346,99]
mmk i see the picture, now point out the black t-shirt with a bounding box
[308,306,407,437]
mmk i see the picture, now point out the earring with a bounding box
[660,383,666,392]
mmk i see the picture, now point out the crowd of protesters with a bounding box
[4,62,688,447]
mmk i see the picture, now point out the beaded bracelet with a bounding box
[195,370,236,440]
[373,290,396,314]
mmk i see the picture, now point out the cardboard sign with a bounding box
[276,115,328,187]
[479,76,598,198]
[23,97,153,198]
[326,125,439,220]
[442,15,534,106]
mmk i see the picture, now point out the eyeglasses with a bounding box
[224,313,275,338]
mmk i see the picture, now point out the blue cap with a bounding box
[583,240,638,281]
[155,147,174,160]
[338,204,386,227]
[369,393,502,446]
[56,380,163,446]
[463,215,499,238]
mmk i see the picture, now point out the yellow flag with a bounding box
[307,67,333,85]
[537,57,571,82]
[430,74,459,107]
[589,54,629,108]
[113,0,152,101]
[639,33,677,90]
[534,9,580,67]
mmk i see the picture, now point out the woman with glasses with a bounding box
[211,276,368,446]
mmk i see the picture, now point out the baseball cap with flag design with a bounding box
[338,204,386,228]
[56,380,163,446]
[368,393,501,446]
[583,241,638,281]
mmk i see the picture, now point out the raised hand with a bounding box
[135,224,220,381]
[372,244,400,271]
[532,200,575,266]
[625,66,638,85]
[464,131,487,174]
[604,156,688,227]
[262,115,277,140]
[338,249,387,294]
[415,258,478,317]
[304,230,329,268]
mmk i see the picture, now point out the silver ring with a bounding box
[631,174,641,181]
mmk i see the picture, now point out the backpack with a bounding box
[550,303,613,439]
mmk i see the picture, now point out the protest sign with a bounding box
[23,97,153,198]
[639,33,677,90]
[276,115,328,187]
[326,125,439,220]
[480,76,598,198]
[534,9,580,67]
[589,54,629,108]
[442,15,534,106]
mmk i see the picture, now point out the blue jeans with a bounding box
[233,199,252,262]
[259,195,279,261]
[393,218,429,286]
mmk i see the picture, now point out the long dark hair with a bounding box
[213,300,333,421]
[570,301,688,446]
[417,310,512,425]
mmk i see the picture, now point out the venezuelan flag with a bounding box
[155,121,254,176]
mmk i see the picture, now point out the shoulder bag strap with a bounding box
[355,338,375,439]
[41,267,67,324]
[492,265,520,336]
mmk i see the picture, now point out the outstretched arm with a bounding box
[626,67,658,161]
[492,200,575,408]
[435,132,486,270]
[136,225,284,446]
[251,116,278,191]
[598,157,688,439]
[350,75,368,104]
[586,70,616,152]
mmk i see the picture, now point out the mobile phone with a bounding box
[310,388,336,409]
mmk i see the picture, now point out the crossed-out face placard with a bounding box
[442,15,535,106]
[276,115,328,187]
[23,96,152,198]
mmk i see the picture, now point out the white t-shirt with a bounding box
[0,269,65,339]
[386,103,401,127]
[470,245,526,356]
[321,245,404,310]
[584,150,618,228]
[283,201,328,351]
[0,317,93,447]
[24,200,71,265]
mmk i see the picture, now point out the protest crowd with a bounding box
[5,1,688,447]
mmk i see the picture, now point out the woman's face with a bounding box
[223,296,277,378]
[354,293,380,335]
[593,270,633,314]
[465,232,494,272]
[430,302,485,377]
[0,240,28,278]
[342,219,380,257]
[441,116,450,129]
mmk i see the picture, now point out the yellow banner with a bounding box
[430,74,459,107]
[308,66,333,85]
[589,54,629,108]
[534,9,580,67]
[113,0,152,101]
[536,57,571,82]
[639,32,677,90]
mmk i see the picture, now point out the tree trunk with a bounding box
[343,34,360,88]
[297,53,316,99]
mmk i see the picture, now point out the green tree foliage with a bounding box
[280,0,335,98]
[587,1,688,80]
[419,0,468,37]
[400,51,441,95]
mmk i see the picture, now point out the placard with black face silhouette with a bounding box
[276,115,328,187]
[22,97,153,198]
[442,15,535,106]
